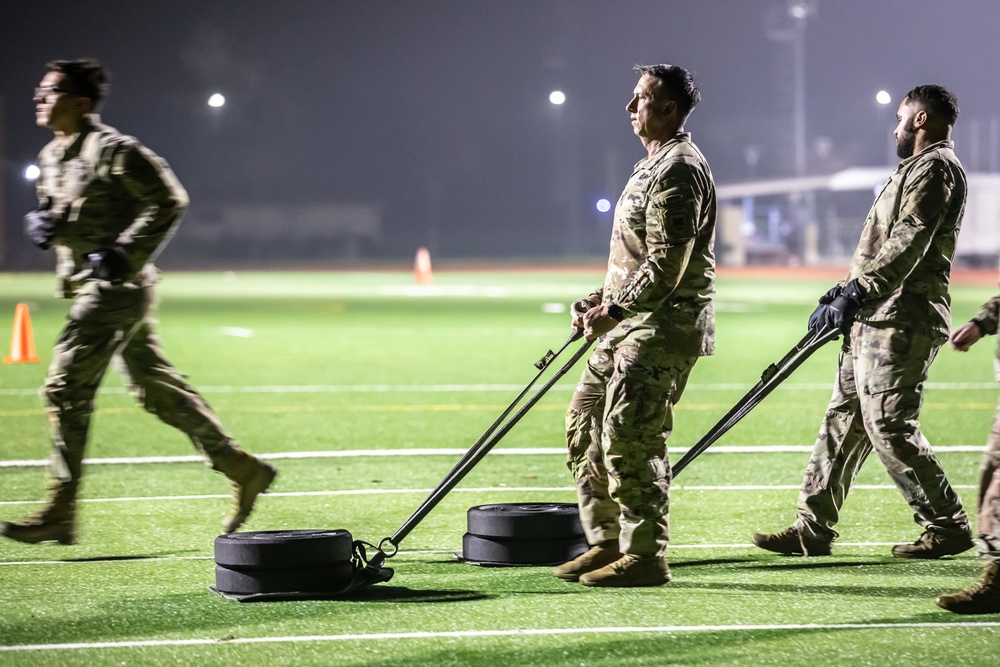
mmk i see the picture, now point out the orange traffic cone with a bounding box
[414,247,433,285]
[4,303,41,364]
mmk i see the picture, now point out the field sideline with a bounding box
[0,268,998,666]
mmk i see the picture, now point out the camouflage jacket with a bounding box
[847,140,967,339]
[34,115,189,298]
[589,132,716,356]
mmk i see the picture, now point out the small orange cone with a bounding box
[4,303,41,364]
[414,247,433,285]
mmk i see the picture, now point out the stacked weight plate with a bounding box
[213,529,355,595]
[460,502,588,566]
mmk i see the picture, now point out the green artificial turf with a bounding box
[0,269,997,666]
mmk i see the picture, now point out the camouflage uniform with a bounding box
[966,290,1000,561]
[566,133,716,557]
[794,140,971,544]
[32,116,262,510]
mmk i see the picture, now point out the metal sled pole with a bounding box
[671,325,841,478]
[432,331,582,485]
[378,335,595,556]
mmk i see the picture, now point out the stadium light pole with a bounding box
[787,0,817,178]
[768,0,819,264]
[549,88,582,257]
[0,93,6,269]
[876,90,895,166]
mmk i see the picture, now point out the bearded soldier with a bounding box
[753,85,973,560]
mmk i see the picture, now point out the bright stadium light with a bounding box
[549,90,566,105]
[596,198,611,213]
[24,164,40,181]
[876,90,892,105]
[208,93,226,108]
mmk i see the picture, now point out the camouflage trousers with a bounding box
[976,401,1000,561]
[565,343,696,557]
[44,281,246,491]
[793,323,969,542]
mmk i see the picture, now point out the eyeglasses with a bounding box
[33,86,73,98]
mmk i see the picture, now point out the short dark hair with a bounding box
[45,59,109,108]
[904,85,959,126]
[634,64,701,118]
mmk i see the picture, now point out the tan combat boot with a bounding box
[217,453,277,534]
[579,554,671,587]
[552,540,622,581]
[752,526,832,556]
[891,529,975,559]
[0,482,77,545]
[935,561,1000,614]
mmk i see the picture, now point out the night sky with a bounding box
[1,0,998,267]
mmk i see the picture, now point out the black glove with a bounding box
[88,247,131,284]
[24,207,58,250]
[807,284,843,332]
[818,279,866,333]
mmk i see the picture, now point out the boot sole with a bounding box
[935,597,1000,614]
[0,522,76,545]
[752,533,831,557]
[580,575,672,587]
[891,545,974,559]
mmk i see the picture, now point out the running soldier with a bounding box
[935,290,1000,613]
[1,59,276,545]
[753,85,973,559]
[553,64,716,587]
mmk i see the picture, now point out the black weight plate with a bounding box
[466,503,583,540]
[214,562,356,595]
[461,533,588,565]
[214,529,354,569]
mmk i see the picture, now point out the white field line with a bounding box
[0,444,985,468]
[1,380,996,396]
[2,622,998,652]
[0,542,916,567]
[0,483,976,507]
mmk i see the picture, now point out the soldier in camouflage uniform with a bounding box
[753,85,974,559]
[1,59,276,545]
[934,287,1000,613]
[552,65,716,587]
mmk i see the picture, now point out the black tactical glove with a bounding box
[818,279,866,333]
[88,247,131,284]
[24,206,58,250]
[807,284,843,332]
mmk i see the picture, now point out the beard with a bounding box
[895,119,916,159]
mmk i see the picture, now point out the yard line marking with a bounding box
[0,444,985,468]
[0,487,576,506]
[2,380,996,396]
[0,555,214,566]
[2,621,998,652]
[0,484,975,507]
[0,542,931,567]
[5,400,997,419]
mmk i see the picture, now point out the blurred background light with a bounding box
[548,90,566,105]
